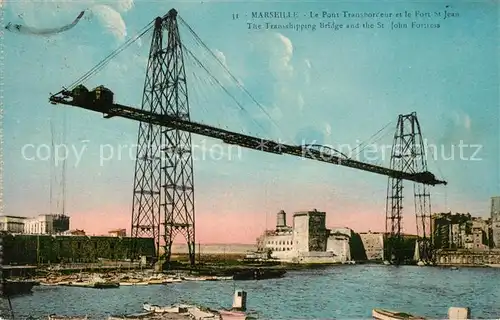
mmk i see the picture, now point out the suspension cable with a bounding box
[179,17,287,140]
[350,121,393,159]
[66,20,155,90]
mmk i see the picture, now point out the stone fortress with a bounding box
[255,209,352,263]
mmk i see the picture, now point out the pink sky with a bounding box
[61,174,462,244]
[69,204,417,244]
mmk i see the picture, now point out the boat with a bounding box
[93,281,119,289]
[233,269,286,280]
[48,315,88,320]
[107,312,153,320]
[218,310,247,320]
[372,309,425,320]
[1,280,37,296]
[147,279,166,285]
[486,264,500,268]
[143,303,188,313]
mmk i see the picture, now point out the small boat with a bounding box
[218,309,247,320]
[93,281,119,289]
[233,269,285,281]
[1,280,37,296]
[147,279,166,285]
[107,312,153,320]
[182,276,204,281]
[188,307,219,319]
[48,315,88,320]
[372,309,425,320]
[143,303,188,313]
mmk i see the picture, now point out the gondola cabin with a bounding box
[91,85,114,107]
[71,84,90,104]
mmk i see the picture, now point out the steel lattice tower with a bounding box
[131,9,196,267]
[385,112,432,264]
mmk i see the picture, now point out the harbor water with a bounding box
[3,265,500,319]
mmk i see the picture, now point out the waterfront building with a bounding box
[493,220,500,248]
[431,212,494,250]
[23,214,70,235]
[491,196,500,221]
[0,215,27,233]
[108,229,127,237]
[490,196,500,248]
[359,231,384,260]
[431,212,471,249]
[256,209,351,263]
[64,229,86,236]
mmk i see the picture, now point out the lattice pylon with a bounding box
[130,9,195,267]
[385,112,432,264]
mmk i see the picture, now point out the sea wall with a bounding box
[435,249,500,266]
[2,234,155,265]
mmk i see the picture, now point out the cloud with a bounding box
[213,49,227,67]
[304,59,311,69]
[325,123,332,136]
[297,93,305,110]
[438,111,474,145]
[451,111,472,131]
[205,48,244,87]
[304,59,311,84]
[211,49,231,83]
[268,33,294,79]
[463,114,471,131]
[229,33,313,142]
[253,104,283,122]
[106,0,134,13]
[91,5,127,41]
[294,126,325,145]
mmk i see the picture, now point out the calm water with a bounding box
[3,265,500,319]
